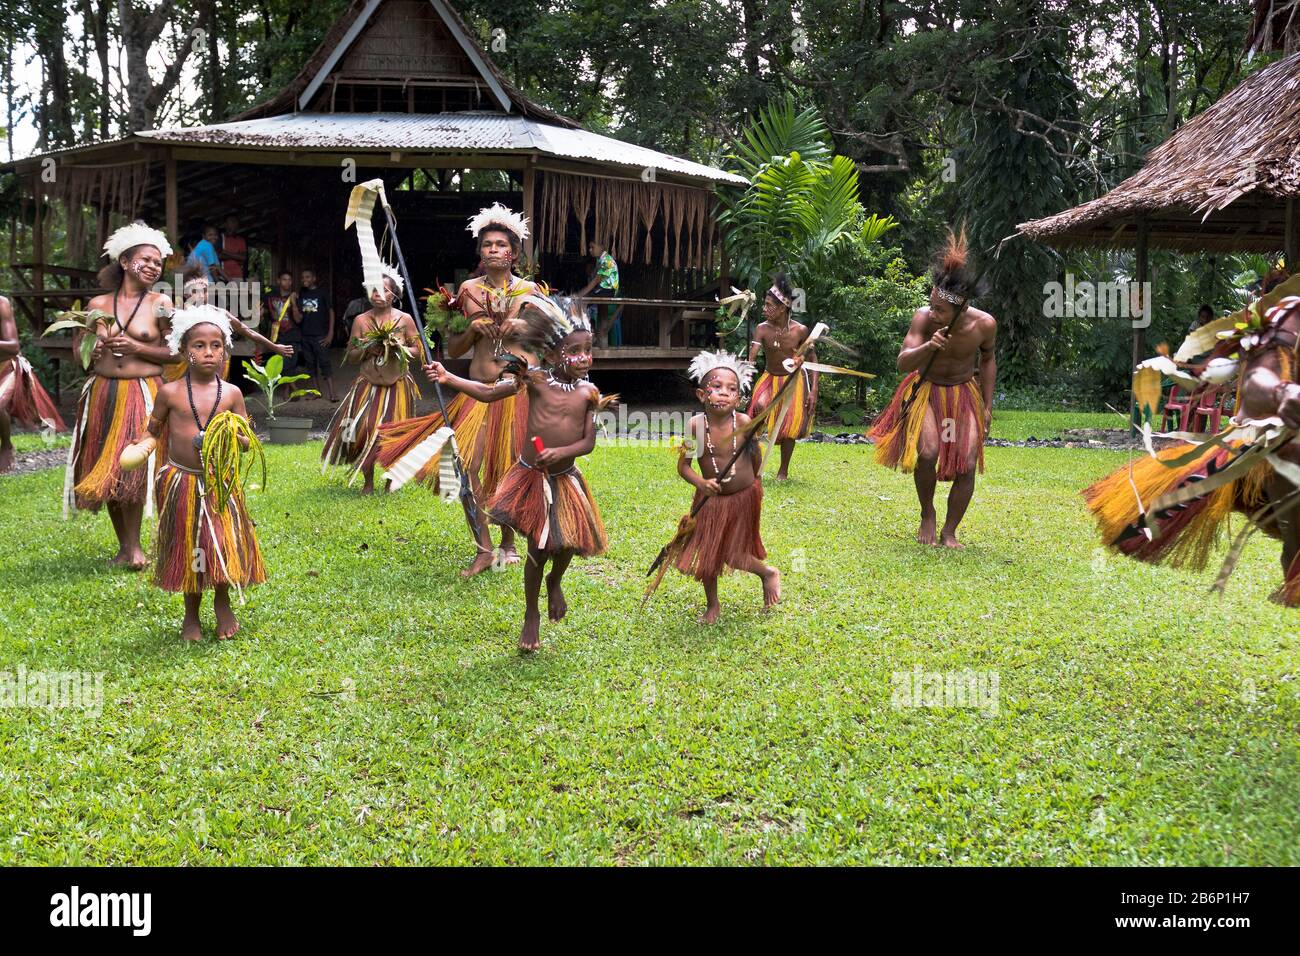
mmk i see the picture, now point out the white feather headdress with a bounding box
[467,202,530,241]
[166,304,233,356]
[103,221,172,262]
[517,294,592,352]
[380,263,404,295]
[689,350,756,393]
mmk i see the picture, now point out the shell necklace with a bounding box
[706,410,737,483]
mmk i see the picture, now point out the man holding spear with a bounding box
[869,229,997,548]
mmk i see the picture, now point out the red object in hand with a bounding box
[532,436,545,453]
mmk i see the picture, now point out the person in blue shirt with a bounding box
[187,224,224,281]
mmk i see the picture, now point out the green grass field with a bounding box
[0,428,1296,864]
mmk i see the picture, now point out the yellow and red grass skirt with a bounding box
[748,369,812,442]
[321,372,419,480]
[0,356,65,431]
[153,460,266,594]
[65,373,166,516]
[376,386,528,499]
[673,479,767,580]
[1079,442,1300,601]
[868,371,985,481]
[487,459,607,556]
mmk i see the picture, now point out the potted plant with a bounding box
[242,353,319,444]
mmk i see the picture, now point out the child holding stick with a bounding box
[423,295,609,651]
[121,305,266,640]
[674,350,780,622]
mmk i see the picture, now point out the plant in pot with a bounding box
[242,353,319,444]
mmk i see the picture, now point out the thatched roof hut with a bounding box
[1018,50,1300,255]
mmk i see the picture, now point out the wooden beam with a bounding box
[522,159,536,264]
[1132,218,1149,435]
[165,150,179,245]
[1287,197,1298,271]
[32,172,45,331]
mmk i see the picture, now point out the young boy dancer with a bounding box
[676,350,781,622]
[122,305,266,640]
[747,273,819,480]
[423,295,607,652]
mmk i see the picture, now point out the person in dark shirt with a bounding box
[296,268,337,402]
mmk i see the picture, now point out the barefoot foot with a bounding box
[181,615,202,642]
[939,530,965,549]
[699,603,721,625]
[518,613,541,652]
[917,512,938,546]
[499,546,522,566]
[461,549,495,578]
[774,471,790,481]
[545,576,568,622]
[760,565,781,609]
[214,593,240,639]
[0,446,13,474]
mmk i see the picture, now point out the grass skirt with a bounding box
[0,356,65,431]
[869,371,985,481]
[487,459,607,556]
[674,479,767,580]
[376,387,527,499]
[748,369,812,442]
[66,374,165,513]
[321,373,418,477]
[154,461,266,594]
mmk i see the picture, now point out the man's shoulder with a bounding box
[970,308,998,331]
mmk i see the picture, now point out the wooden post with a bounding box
[32,172,44,331]
[1287,197,1298,274]
[522,160,536,268]
[165,150,179,247]
[1132,218,1150,434]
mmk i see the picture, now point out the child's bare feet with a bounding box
[498,546,522,566]
[699,603,721,624]
[181,614,202,642]
[774,470,790,481]
[518,612,541,652]
[0,445,14,473]
[545,575,567,621]
[111,547,149,570]
[214,591,240,639]
[939,529,964,549]
[360,482,375,496]
[760,565,781,609]
[461,548,495,578]
[917,511,938,546]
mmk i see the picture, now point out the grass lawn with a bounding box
[0,432,1296,865]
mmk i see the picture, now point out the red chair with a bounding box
[1193,386,1235,433]
[1162,384,1195,431]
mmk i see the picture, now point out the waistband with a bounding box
[516,455,577,477]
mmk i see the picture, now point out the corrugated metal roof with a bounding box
[137,112,746,185]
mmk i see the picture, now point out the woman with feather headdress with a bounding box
[61,221,178,568]
[376,202,542,575]
[321,268,421,493]
[868,228,998,548]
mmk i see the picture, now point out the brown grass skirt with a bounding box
[322,373,418,475]
[153,461,267,594]
[487,460,607,556]
[0,356,65,431]
[674,479,767,580]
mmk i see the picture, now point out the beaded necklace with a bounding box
[185,369,223,452]
[706,410,737,483]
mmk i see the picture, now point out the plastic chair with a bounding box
[1189,386,1222,433]
[1161,384,1195,431]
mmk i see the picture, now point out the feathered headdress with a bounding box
[103,221,173,262]
[931,227,984,304]
[166,304,233,355]
[514,294,591,353]
[380,263,404,295]
[688,349,756,394]
[467,202,530,241]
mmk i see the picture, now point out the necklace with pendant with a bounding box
[706,410,737,483]
[186,369,223,453]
